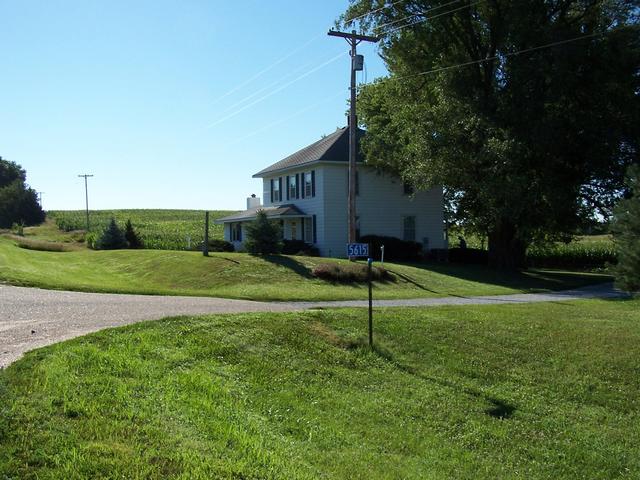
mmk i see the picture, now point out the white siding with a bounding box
[321,164,445,257]
[253,164,444,257]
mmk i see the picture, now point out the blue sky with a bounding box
[0,1,387,210]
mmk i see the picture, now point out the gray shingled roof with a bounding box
[252,126,365,177]
[215,204,308,224]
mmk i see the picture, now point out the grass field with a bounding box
[1,299,638,479]
[0,236,612,301]
[48,210,236,250]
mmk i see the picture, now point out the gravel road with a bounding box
[0,283,626,368]
[0,285,297,368]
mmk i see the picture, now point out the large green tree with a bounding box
[611,164,640,293]
[0,156,45,228]
[342,0,639,268]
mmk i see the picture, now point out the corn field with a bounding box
[48,209,236,251]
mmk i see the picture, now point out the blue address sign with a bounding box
[347,243,369,258]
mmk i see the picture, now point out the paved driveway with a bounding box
[0,283,626,368]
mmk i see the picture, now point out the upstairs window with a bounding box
[289,175,297,200]
[271,177,282,203]
[305,172,313,197]
[403,216,416,242]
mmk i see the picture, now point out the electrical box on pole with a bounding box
[353,54,364,71]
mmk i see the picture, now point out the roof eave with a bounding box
[252,159,363,178]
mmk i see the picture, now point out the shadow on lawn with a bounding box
[371,343,517,420]
[261,254,314,279]
[392,261,612,295]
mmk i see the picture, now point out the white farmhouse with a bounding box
[216,126,446,257]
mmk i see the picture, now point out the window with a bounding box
[289,175,297,200]
[272,177,281,202]
[305,172,313,197]
[403,182,414,195]
[403,216,416,242]
[304,218,313,243]
[231,223,242,242]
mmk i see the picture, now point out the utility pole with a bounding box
[38,192,44,210]
[78,174,93,231]
[328,29,379,246]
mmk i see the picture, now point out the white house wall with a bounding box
[322,164,445,257]
[259,164,444,258]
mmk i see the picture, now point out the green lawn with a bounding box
[1,299,638,479]
[0,236,612,301]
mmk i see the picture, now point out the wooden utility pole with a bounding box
[328,29,379,245]
[77,174,93,231]
[203,211,209,257]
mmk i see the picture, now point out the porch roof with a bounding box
[214,204,308,224]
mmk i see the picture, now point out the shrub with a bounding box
[11,222,24,236]
[312,262,392,283]
[244,211,282,255]
[359,235,423,262]
[281,239,319,256]
[611,165,640,293]
[207,239,234,252]
[96,218,127,250]
[11,236,72,252]
[124,219,143,249]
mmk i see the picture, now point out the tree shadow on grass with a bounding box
[370,342,517,419]
[391,261,612,295]
[260,254,314,279]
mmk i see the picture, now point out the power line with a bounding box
[381,1,483,36]
[216,60,316,117]
[228,90,347,146]
[203,51,348,130]
[344,0,408,25]
[358,31,604,87]
[375,0,461,31]
[210,32,325,106]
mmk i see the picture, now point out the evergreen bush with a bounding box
[124,219,143,249]
[244,211,282,254]
[96,218,128,250]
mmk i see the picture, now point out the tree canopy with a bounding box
[342,0,640,268]
[0,156,45,228]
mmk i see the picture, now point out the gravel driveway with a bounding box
[0,283,626,368]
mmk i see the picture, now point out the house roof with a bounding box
[215,204,308,224]
[252,126,365,177]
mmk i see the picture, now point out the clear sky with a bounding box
[0,1,388,211]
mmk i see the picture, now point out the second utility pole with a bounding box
[328,29,379,247]
[78,174,94,231]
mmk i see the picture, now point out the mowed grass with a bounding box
[1,300,638,479]
[0,237,611,301]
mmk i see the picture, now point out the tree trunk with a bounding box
[488,220,527,270]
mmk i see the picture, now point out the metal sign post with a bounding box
[347,243,374,348]
[367,257,373,348]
